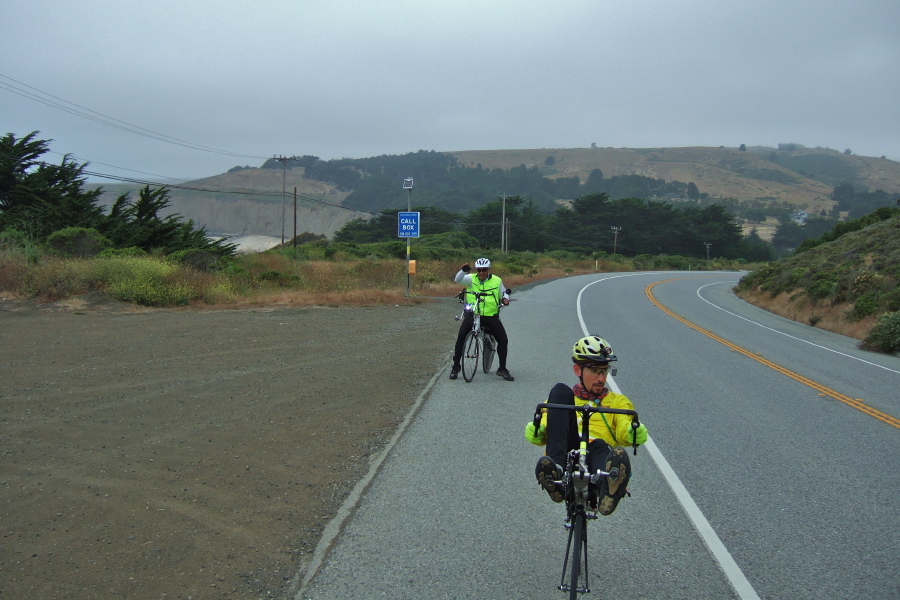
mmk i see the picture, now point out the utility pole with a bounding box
[500,193,507,253]
[610,226,621,254]
[274,155,296,246]
[505,217,510,253]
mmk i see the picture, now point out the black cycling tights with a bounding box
[452,312,509,369]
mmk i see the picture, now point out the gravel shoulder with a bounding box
[0,295,457,599]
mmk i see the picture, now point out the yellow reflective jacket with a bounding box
[538,389,638,447]
[462,274,505,317]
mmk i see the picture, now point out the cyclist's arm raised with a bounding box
[454,263,473,285]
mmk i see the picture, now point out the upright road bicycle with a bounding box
[531,402,640,599]
[454,289,509,382]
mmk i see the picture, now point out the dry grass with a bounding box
[1,248,752,312]
[0,254,29,298]
[0,252,611,309]
[735,287,877,340]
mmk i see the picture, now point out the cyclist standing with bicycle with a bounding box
[449,258,514,381]
[525,336,648,515]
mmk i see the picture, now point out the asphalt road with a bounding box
[293,271,900,600]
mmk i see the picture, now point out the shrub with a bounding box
[498,261,525,276]
[256,270,298,286]
[0,228,41,264]
[46,227,111,258]
[168,249,220,272]
[884,287,900,312]
[789,267,809,286]
[95,257,195,306]
[848,292,880,321]
[97,246,147,258]
[21,259,96,300]
[655,255,690,270]
[860,312,900,354]
[410,245,448,261]
[0,228,29,251]
[851,271,886,298]
[632,254,656,270]
[290,239,331,260]
[418,230,480,249]
[330,242,365,258]
[807,276,838,300]
[218,262,251,280]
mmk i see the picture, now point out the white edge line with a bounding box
[697,281,900,375]
[290,366,446,599]
[643,438,762,600]
[580,273,761,600]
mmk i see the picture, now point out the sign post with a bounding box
[400,178,416,296]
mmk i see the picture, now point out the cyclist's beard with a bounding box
[578,376,607,398]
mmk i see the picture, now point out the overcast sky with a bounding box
[3,1,899,183]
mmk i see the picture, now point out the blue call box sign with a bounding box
[398,212,420,238]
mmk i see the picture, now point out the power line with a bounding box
[45,150,191,183]
[0,143,373,215]
[128,178,368,214]
[0,72,267,160]
[80,167,372,213]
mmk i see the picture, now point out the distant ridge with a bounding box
[449,146,900,211]
[90,146,900,239]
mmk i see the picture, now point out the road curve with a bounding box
[293,271,900,600]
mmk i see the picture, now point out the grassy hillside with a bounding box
[734,209,900,351]
[451,146,900,212]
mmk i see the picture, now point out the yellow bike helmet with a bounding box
[572,335,617,365]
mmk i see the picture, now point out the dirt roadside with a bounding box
[0,294,459,599]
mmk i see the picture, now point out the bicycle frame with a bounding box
[532,402,640,598]
[455,291,491,331]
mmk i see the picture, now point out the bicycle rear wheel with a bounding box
[461,331,480,382]
[482,334,496,373]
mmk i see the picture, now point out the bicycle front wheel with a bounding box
[482,334,496,373]
[567,513,587,600]
[461,331,480,382]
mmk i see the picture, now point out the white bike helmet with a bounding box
[572,335,617,365]
[474,257,491,269]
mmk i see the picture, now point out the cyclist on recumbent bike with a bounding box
[525,336,649,515]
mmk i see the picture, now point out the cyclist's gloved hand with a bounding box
[524,422,546,445]
[625,423,648,445]
[461,263,471,273]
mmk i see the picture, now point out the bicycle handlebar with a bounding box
[461,290,510,312]
[533,402,641,455]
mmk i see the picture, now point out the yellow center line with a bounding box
[647,279,900,429]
